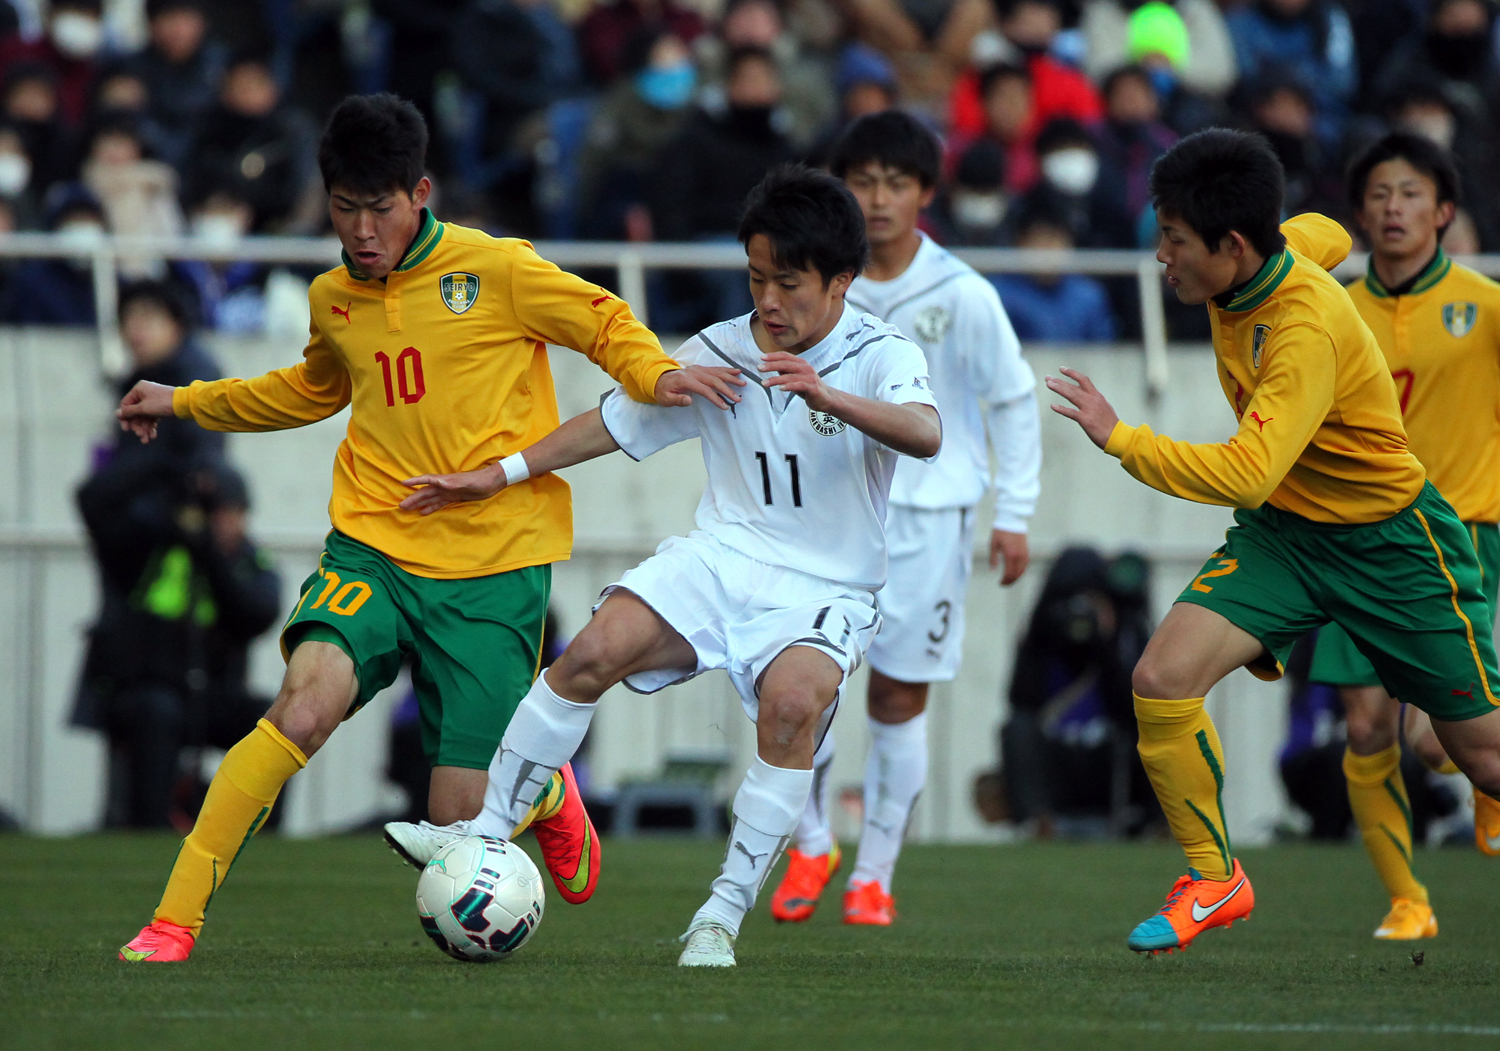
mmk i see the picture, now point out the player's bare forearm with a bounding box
[400,409,621,516]
[1044,367,1119,449]
[115,380,179,443]
[760,351,941,458]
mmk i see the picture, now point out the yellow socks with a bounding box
[1344,744,1426,903]
[155,719,307,934]
[1134,694,1233,881]
[511,770,567,837]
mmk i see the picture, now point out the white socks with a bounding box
[477,671,596,837]
[792,730,837,857]
[694,758,812,936]
[850,712,928,893]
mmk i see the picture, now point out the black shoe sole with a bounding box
[382,828,425,871]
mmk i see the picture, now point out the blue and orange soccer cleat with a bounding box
[770,843,841,922]
[1128,858,1254,954]
[531,762,600,904]
[118,919,195,962]
[843,879,896,926]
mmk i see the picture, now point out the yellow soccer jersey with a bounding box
[1106,213,1426,524]
[1348,251,1500,523]
[172,209,680,578]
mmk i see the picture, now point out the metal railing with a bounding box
[5,232,1500,397]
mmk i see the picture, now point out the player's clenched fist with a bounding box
[116,380,178,444]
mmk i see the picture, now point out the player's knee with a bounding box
[1131,655,1183,702]
[267,682,345,756]
[1465,759,1500,799]
[550,632,622,699]
[1344,711,1396,755]
[760,688,828,747]
[868,677,927,723]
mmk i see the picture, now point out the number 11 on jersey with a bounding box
[755,452,802,507]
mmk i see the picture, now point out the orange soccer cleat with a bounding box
[530,763,601,904]
[118,920,195,962]
[1374,897,1437,939]
[770,844,841,922]
[843,879,895,926]
[1474,789,1500,856]
[1127,858,1254,954]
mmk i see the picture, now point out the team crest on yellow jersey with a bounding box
[1443,301,1477,338]
[440,272,480,314]
[1251,324,1270,368]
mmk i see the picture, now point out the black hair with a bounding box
[1346,131,1461,213]
[738,163,869,285]
[955,138,1005,189]
[119,278,196,330]
[318,93,428,197]
[146,0,201,18]
[978,62,1031,101]
[1012,192,1075,241]
[828,109,942,188]
[1149,127,1287,258]
[994,0,1058,22]
[1034,117,1094,156]
[620,25,672,77]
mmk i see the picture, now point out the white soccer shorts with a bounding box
[600,530,881,721]
[864,504,976,683]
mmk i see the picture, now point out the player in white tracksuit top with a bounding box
[772,111,1041,926]
[385,166,943,968]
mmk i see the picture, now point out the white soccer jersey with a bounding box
[600,305,940,591]
[847,233,1041,531]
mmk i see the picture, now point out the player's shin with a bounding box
[792,731,837,856]
[154,718,307,933]
[695,758,813,935]
[1344,745,1426,902]
[477,672,596,837]
[850,712,928,892]
[1134,694,1233,881]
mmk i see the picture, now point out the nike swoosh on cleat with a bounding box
[120,947,155,961]
[1190,877,1248,923]
[560,822,592,894]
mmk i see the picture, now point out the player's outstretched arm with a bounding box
[116,380,178,443]
[400,409,621,516]
[761,351,942,459]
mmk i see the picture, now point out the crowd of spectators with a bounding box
[0,0,1497,337]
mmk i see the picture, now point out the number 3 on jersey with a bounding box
[755,451,802,507]
[375,347,425,407]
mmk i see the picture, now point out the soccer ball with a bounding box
[415,835,545,962]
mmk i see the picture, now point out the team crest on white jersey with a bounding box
[440,272,480,314]
[1251,324,1270,368]
[1443,301,1477,338]
[808,408,847,435]
[912,305,952,344]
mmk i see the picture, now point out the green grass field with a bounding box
[3,834,1498,1050]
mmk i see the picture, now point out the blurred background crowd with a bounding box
[3,0,1498,336]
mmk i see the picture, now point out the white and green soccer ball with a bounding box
[416,835,544,962]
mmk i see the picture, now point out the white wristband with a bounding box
[500,453,530,488]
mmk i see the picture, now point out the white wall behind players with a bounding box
[0,330,1303,845]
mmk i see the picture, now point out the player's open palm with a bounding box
[1045,367,1119,449]
[116,380,177,443]
[401,466,505,515]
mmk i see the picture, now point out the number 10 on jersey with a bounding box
[755,452,802,507]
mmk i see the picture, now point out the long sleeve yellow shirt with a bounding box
[1105,213,1426,523]
[1347,250,1500,524]
[172,210,681,577]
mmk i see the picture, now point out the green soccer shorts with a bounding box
[1176,482,1500,721]
[281,530,551,769]
[1310,520,1500,689]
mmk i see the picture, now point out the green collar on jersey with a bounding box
[1364,247,1450,299]
[341,207,445,281]
[1219,249,1293,313]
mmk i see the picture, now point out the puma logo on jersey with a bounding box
[331,302,352,323]
[591,294,613,307]
[733,841,768,866]
[1249,412,1273,431]
[1453,684,1476,699]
